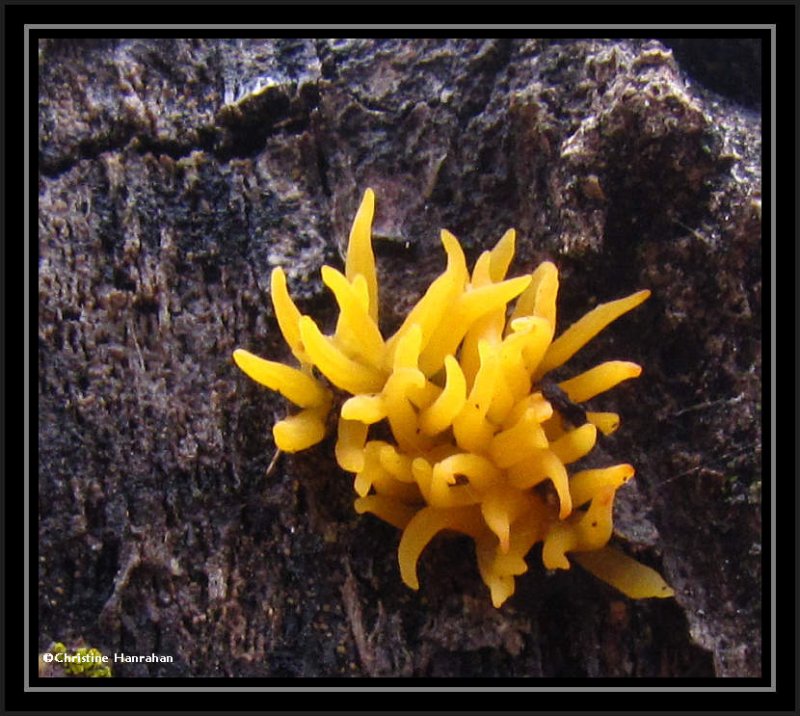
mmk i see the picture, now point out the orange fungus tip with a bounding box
[233,188,670,607]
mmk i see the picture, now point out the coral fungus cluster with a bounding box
[234,189,673,607]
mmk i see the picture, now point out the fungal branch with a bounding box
[233,188,673,607]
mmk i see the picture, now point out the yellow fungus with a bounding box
[569,464,635,508]
[384,368,431,453]
[233,188,670,607]
[558,361,643,403]
[386,230,467,370]
[536,289,651,378]
[549,423,598,465]
[586,411,620,435]
[344,187,379,322]
[419,355,467,436]
[488,228,516,282]
[270,267,310,364]
[511,260,559,334]
[298,315,386,394]
[341,393,387,424]
[542,485,616,569]
[355,494,416,530]
[420,275,532,375]
[489,407,550,468]
[433,453,502,492]
[353,440,389,498]
[335,418,368,473]
[322,265,385,368]
[471,250,494,287]
[572,546,675,599]
[272,405,330,453]
[378,444,416,483]
[480,483,527,553]
[398,506,484,590]
[232,348,331,408]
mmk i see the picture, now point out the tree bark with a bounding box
[38,38,761,678]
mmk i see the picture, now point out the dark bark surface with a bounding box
[38,38,761,678]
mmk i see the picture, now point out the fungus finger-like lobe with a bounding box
[233,188,670,607]
[569,464,635,508]
[355,494,417,530]
[272,406,329,453]
[398,506,485,590]
[489,407,549,468]
[549,423,598,465]
[558,361,643,403]
[384,369,431,453]
[232,349,331,408]
[488,228,516,282]
[323,265,385,367]
[419,355,467,436]
[386,230,467,370]
[511,260,559,333]
[270,268,310,365]
[345,188,379,322]
[480,483,527,554]
[536,289,651,378]
[298,316,386,394]
[379,443,417,483]
[421,275,532,375]
[340,393,387,424]
[572,546,675,599]
[543,485,617,569]
[335,418,368,473]
[586,411,621,435]
[433,453,502,492]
